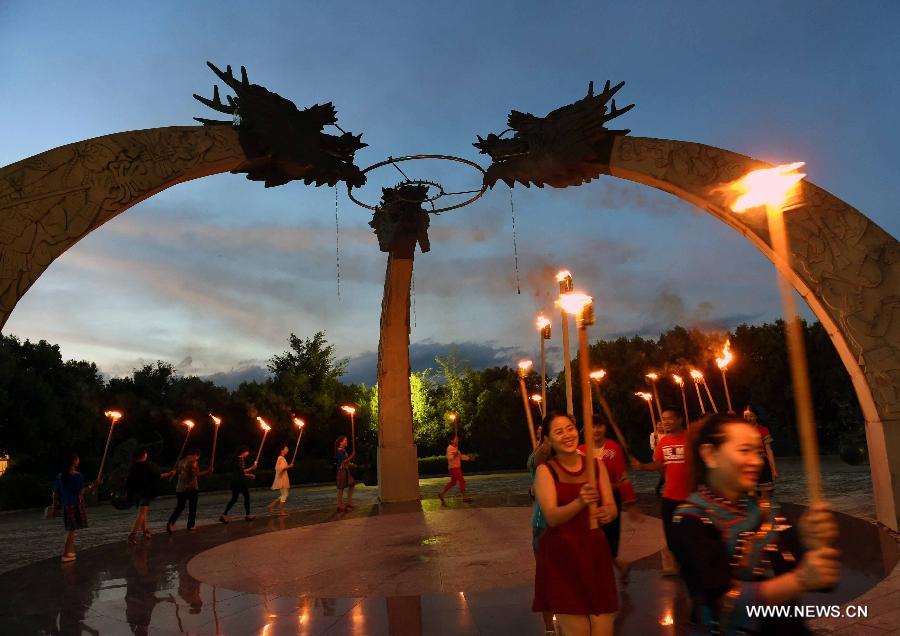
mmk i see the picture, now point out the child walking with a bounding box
[335,435,355,512]
[125,448,163,544]
[53,452,99,562]
[267,443,293,516]
[439,434,473,505]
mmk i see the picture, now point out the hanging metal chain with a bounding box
[509,186,521,294]
[335,186,341,299]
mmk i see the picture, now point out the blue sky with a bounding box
[2,1,898,385]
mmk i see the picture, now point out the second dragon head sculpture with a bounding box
[194,62,367,188]
[474,80,634,189]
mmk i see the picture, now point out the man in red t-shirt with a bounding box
[631,407,687,575]
[439,434,473,505]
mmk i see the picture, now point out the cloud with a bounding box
[203,364,271,390]
[342,339,528,385]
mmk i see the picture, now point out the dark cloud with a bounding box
[203,365,271,390]
[342,339,528,385]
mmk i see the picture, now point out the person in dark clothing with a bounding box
[126,448,167,544]
[670,413,840,635]
[220,446,257,523]
[166,449,210,533]
[53,452,100,562]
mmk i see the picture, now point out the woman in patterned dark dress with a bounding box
[670,413,840,635]
[532,412,618,636]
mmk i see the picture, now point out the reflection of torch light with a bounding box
[645,372,663,421]
[98,410,123,482]
[176,419,195,464]
[341,406,356,454]
[536,314,551,418]
[560,291,599,529]
[590,370,632,459]
[517,360,537,449]
[291,417,306,464]
[556,270,575,416]
[689,370,707,415]
[659,610,674,627]
[209,414,222,472]
[716,340,735,412]
[254,417,271,466]
[672,374,690,424]
[726,161,821,500]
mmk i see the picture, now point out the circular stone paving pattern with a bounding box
[188,507,664,598]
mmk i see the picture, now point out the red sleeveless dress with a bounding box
[532,458,618,615]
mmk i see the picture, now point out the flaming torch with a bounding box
[517,360,538,450]
[209,414,222,472]
[590,370,631,459]
[559,291,599,529]
[689,369,707,415]
[716,340,735,412]
[448,412,458,438]
[726,161,822,500]
[176,419,195,464]
[341,405,356,455]
[254,417,271,467]
[635,392,658,439]
[645,372,664,422]
[672,374,691,425]
[700,373,719,413]
[291,417,306,464]
[556,270,575,416]
[536,314,552,417]
[98,410,123,482]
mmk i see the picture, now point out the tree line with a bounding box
[0,321,865,509]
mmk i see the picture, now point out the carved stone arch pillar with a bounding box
[608,136,900,530]
[0,126,247,323]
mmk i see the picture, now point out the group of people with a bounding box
[49,434,359,561]
[520,405,839,636]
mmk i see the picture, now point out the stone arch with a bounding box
[1,130,898,528]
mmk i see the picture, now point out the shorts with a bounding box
[63,501,88,531]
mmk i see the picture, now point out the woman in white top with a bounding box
[267,443,293,516]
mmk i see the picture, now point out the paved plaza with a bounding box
[0,457,897,634]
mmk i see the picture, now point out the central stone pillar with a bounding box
[376,249,420,502]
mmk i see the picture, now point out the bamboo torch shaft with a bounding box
[703,379,719,412]
[576,326,598,530]
[767,204,821,501]
[561,310,574,416]
[721,369,734,412]
[518,377,538,450]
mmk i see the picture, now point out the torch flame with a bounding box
[659,611,674,627]
[645,372,659,381]
[341,405,356,415]
[672,373,684,386]
[558,291,592,316]
[530,394,543,403]
[293,417,305,429]
[589,369,606,381]
[447,412,457,422]
[555,270,572,283]
[727,162,806,212]
[182,419,195,429]
[535,315,551,330]
[256,416,271,432]
[104,410,123,423]
[634,391,652,402]
[689,369,704,381]
[209,414,222,426]
[716,339,733,370]
[517,359,533,377]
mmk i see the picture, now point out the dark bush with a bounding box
[0,474,53,511]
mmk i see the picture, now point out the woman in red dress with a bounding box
[533,412,618,635]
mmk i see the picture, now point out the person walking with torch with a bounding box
[220,445,256,523]
[266,443,294,517]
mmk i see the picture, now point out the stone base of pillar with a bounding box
[378,444,421,503]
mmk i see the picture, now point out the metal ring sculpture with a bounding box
[347,154,487,213]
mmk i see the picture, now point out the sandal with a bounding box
[142,530,152,540]
[127,532,138,545]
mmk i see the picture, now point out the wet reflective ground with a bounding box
[0,490,895,635]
